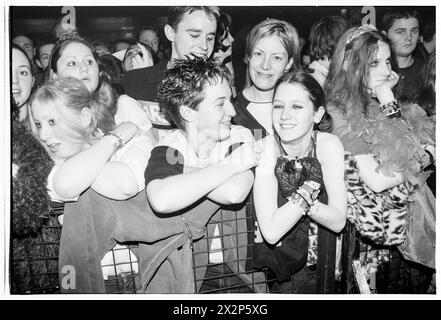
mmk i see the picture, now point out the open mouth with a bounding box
[280,124,296,129]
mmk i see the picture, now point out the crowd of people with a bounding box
[11,6,435,294]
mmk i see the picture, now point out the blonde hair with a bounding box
[245,18,301,88]
[28,77,117,144]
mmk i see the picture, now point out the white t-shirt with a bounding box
[151,125,254,263]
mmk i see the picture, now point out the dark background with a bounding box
[10,6,435,42]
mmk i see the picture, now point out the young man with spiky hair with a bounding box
[143,57,263,293]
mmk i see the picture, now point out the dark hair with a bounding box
[275,69,333,132]
[35,36,56,61]
[324,26,390,115]
[421,16,435,42]
[47,36,109,91]
[11,44,34,107]
[157,56,232,131]
[381,9,421,32]
[308,15,350,61]
[214,12,231,53]
[167,6,220,30]
[100,54,124,95]
[412,51,435,116]
[138,25,159,39]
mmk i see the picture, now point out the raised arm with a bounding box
[207,128,259,205]
[311,133,347,232]
[52,122,144,200]
[91,130,157,199]
[146,141,260,214]
[253,136,308,244]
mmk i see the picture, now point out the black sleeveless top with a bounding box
[253,131,328,282]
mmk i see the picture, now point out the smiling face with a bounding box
[367,40,392,91]
[386,17,419,58]
[139,29,160,54]
[248,35,293,92]
[30,100,87,160]
[12,47,34,108]
[53,42,100,92]
[37,43,55,70]
[166,10,217,60]
[194,77,236,142]
[273,82,323,143]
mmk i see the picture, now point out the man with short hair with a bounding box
[123,6,219,102]
[307,15,350,87]
[13,34,45,86]
[35,37,55,71]
[381,9,424,102]
[12,34,35,61]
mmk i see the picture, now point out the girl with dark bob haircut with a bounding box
[253,69,346,293]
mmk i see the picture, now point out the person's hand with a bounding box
[297,180,322,206]
[221,141,262,174]
[298,157,323,184]
[130,44,153,70]
[275,156,323,198]
[371,71,399,104]
[274,157,306,198]
[111,121,140,145]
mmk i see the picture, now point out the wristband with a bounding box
[288,192,310,215]
[297,187,314,206]
[379,100,402,119]
[107,131,124,149]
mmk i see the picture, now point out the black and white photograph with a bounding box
[2,0,438,305]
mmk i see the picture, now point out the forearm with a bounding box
[91,162,141,200]
[52,136,116,199]
[254,174,304,245]
[355,154,405,192]
[309,201,346,233]
[260,201,305,244]
[207,170,254,205]
[146,163,238,213]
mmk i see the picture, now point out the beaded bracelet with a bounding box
[288,192,310,216]
[379,100,402,119]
